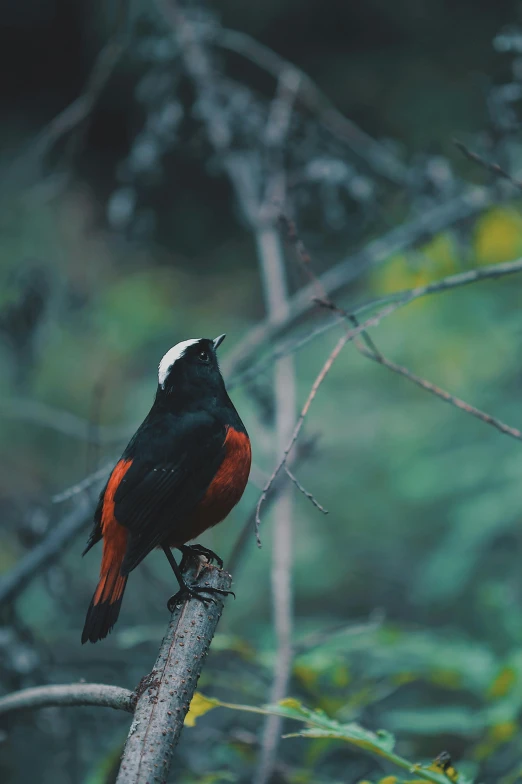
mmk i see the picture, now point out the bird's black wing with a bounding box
[113,412,227,575]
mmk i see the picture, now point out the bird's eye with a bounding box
[198,350,210,363]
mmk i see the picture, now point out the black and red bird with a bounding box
[81,335,251,644]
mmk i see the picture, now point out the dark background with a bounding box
[2,1,522,783]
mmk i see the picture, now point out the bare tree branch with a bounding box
[0,399,132,444]
[253,233,296,784]
[350,254,522,318]
[293,220,522,447]
[0,684,134,716]
[255,331,349,538]
[233,252,522,391]
[284,465,328,515]
[223,186,493,379]
[355,343,522,441]
[52,462,113,504]
[251,47,299,784]
[116,561,232,783]
[454,139,522,190]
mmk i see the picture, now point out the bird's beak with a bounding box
[213,334,226,351]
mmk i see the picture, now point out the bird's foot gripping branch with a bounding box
[117,560,233,784]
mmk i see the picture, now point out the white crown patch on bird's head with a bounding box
[158,339,200,388]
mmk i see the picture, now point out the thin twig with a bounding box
[356,344,522,441]
[116,561,231,783]
[232,252,522,391]
[454,139,522,191]
[52,461,113,504]
[303,217,522,445]
[0,684,134,716]
[255,331,349,540]
[222,186,493,379]
[279,213,328,303]
[250,253,522,530]
[284,465,328,515]
[356,254,522,313]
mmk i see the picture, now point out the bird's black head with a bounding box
[156,334,227,408]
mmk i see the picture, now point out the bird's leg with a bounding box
[177,543,224,571]
[162,545,233,611]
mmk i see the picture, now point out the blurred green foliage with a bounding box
[2,1,522,783]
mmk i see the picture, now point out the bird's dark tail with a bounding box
[81,527,128,644]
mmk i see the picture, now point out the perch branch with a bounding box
[0,684,134,716]
[116,561,232,784]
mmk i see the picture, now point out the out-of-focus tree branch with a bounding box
[159,4,300,780]
[0,487,102,607]
[214,27,409,185]
[0,399,132,444]
[454,138,522,190]
[0,684,134,716]
[250,53,300,784]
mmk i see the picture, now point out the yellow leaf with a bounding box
[429,668,461,689]
[474,720,518,760]
[294,663,319,689]
[474,207,522,265]
[184,692,219,727]
[490,720,518,743]
[278,698,303,710]
[487,666,517,699]
[331,663,351,688]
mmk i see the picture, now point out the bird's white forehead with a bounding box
[158,339,201,387]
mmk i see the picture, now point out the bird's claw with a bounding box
[178,544,224,571]
[167,584,234,612]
